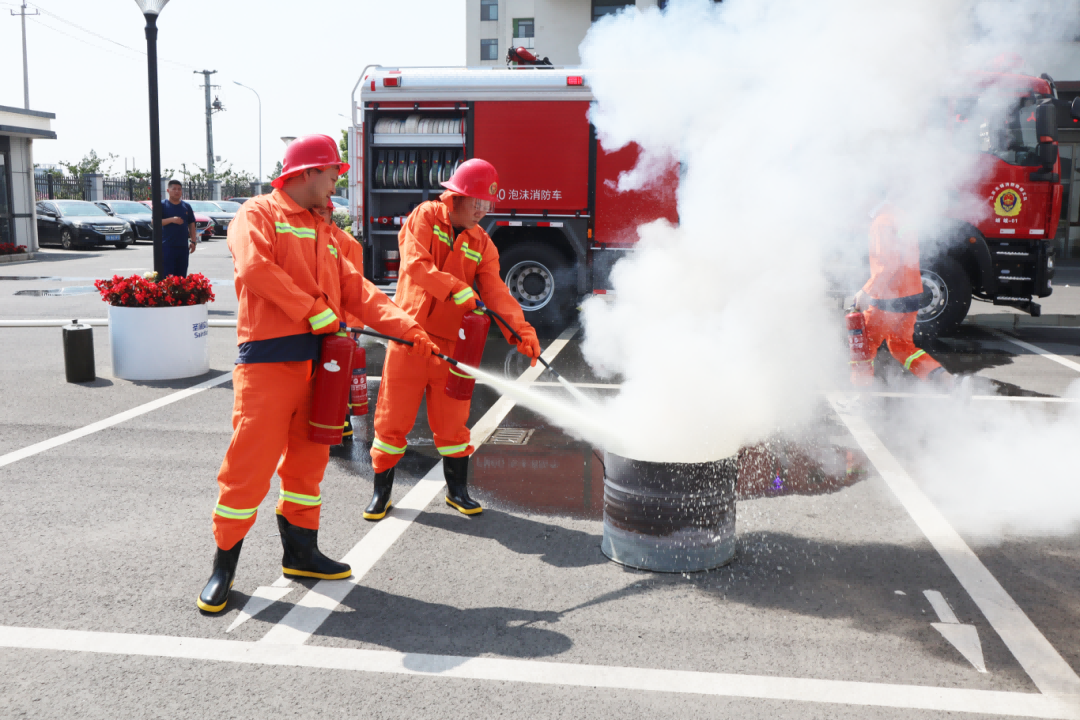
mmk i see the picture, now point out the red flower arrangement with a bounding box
[0,243,27,255]
[95,272,215,307]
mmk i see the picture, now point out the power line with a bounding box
[22,1,196,72]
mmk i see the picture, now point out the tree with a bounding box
[337,128,349,188]
[58,149,117,177]
[269,160,283,181]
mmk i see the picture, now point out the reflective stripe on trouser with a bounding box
[861,307,942,381]
[212,361,330,551]
[371,336,473,473]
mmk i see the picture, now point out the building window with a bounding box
[513,18,534,38]
[592,1,634,21]
[480,38,499,61]
[481,0,498,21]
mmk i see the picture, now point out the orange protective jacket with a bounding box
[395,191,528,342]
[862,203,922,300]
[228,189,416,343]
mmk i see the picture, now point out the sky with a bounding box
[0,0,465,180]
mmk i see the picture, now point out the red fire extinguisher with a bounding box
[444,310,491,401]
[309,332,355,444]
[349,338,368,417]
[846,310,874,387]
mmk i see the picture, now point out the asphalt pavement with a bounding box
[0,241,1078,719]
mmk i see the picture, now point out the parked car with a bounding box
[226,196,253,204]
[36,200,132,250]
[330,196,348,209]
[186,200,235,238]
[95,200,152,243]
[138,201,214,240]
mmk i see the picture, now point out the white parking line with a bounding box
[991,331,1080,374]
[0,370,234,470]
[259,324,581,646]
[828,396,1080,700]
[0,626,1075,718]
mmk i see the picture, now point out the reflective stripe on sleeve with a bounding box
[372,437,407,455]
[448,366,473,379]
[453,287,475,305]
[436,442,469,456]
[433,226,453,248]
[275,222,317,239]
[278,489,322,507]
[309,308,337,331]
[214,504,258,520]
[903,349,926,371]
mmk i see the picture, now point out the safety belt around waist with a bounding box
[869,294,922,314]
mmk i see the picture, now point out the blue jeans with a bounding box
[163,243,189,278]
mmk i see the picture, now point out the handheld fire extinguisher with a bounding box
[444,310,491,401]
[349,336,369,417]
[845,309,874,387]
[309,330,355,444]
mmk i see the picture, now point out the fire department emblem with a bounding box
[489,182,498,196]
[994,189,1022,217]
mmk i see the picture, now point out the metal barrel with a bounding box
[62,320,96,383]
[601,450,737,572]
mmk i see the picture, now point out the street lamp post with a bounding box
[233,81,262,194]
[135,0,170,277]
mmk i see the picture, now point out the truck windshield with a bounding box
[951,94,1041,167]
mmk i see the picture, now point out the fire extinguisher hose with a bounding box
[343,326,461,367]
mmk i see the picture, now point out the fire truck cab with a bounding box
[348,66,678,329]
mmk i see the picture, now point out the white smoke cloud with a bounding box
[564,0,1080,545]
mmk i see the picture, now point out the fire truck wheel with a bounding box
[499,241,575,330]
[914,256,971,340]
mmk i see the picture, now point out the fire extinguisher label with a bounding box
[323,360,342,373]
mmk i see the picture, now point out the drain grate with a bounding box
[14,286,97,297]
[489,428,534,446]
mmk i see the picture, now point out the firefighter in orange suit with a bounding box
[198,135,439,614]
[365,159,541,520]
[854,200,952,385]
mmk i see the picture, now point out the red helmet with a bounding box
[271,134,349,189]
[441,158,500,202]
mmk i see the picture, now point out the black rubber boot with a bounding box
[444,455,482,515]
[363,467,395,521]
[277,512,352,580]
[197,539,243,613]
[341,414,353,442]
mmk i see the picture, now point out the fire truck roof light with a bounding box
[567,76,584,86]
[383,77,400,88]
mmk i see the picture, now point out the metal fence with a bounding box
[102,177,153,202]
[34,173,84,201]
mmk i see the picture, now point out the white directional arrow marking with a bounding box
[924,590,987,673]
[227,577,293,633]
[932,622,988,673]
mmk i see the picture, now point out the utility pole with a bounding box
[194,69,218,178]
[11,1,39,109]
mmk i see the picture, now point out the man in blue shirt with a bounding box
[161,179,198,277]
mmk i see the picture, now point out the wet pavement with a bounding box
[0,245,1079,719]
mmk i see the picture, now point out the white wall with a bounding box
[8,137,37,252]
[468,0,660,68]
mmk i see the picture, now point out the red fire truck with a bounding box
[908,72,1080,336]
[347,65,678,329]
[348,66,1080,336]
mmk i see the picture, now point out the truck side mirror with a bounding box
[1035,101,1057,142]
[1037,142,1058,168]
[1072,96,1080,121]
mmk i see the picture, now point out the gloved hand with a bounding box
[515,327,541,367]
[404,327,440,358]
[853,290,869,312]
[309,310,342,335]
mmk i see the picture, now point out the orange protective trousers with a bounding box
[212,361,330,551]
[370,336,472,473]
[862,306,942,380]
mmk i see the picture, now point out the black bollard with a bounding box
[62,319,96,383]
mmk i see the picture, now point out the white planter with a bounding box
[109,304,210,380]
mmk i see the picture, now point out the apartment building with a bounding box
[465,0,665,67]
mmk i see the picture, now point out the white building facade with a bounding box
[465,0,663,67]
[0,105,55,253]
